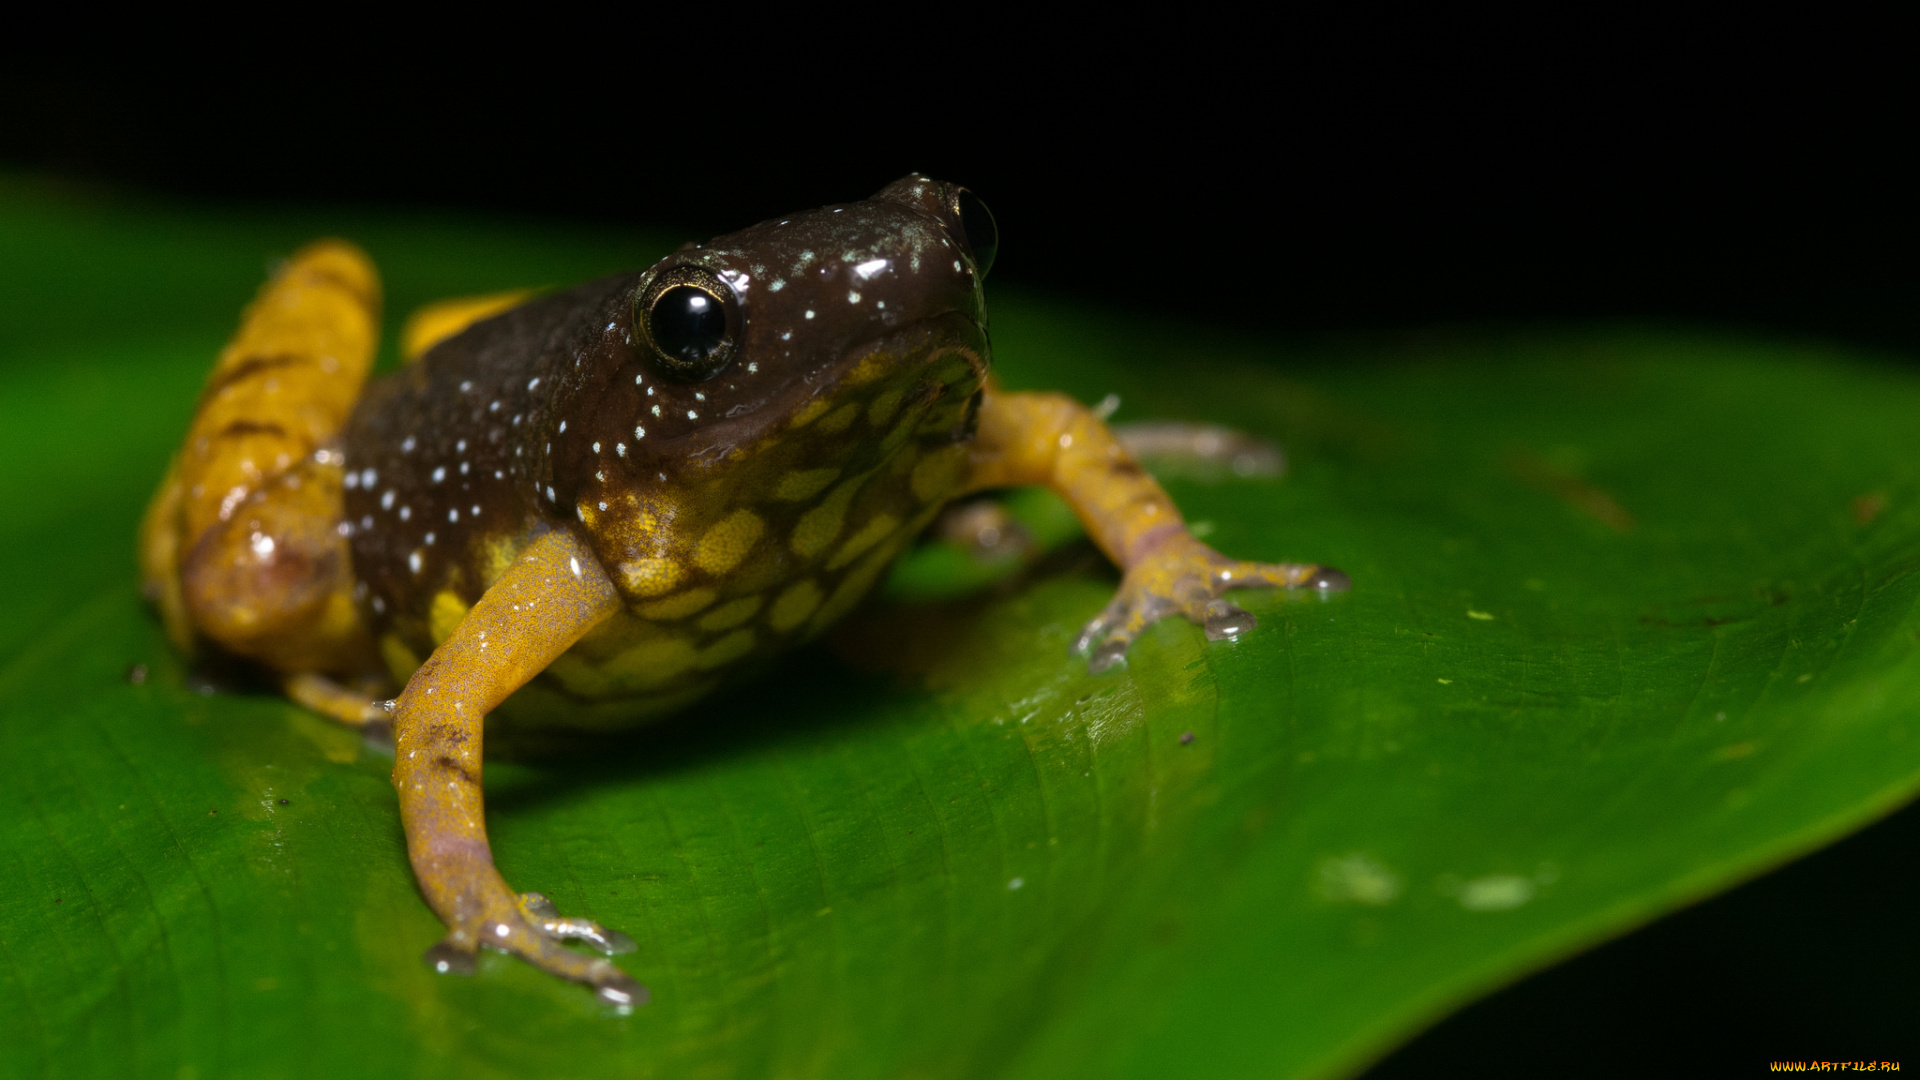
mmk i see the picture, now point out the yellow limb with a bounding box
[968,390,1186,567]
[140,241,380,661]
[400,290,532,363]
[173,241,378,547]
[284,672,389,728]
[966,389,1346,669]
[389,528,644,1005]
[180,456,378,675]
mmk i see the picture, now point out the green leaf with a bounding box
[3,177,1918,1080]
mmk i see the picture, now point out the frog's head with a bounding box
[622,173,991,452]
[555,176,997,606]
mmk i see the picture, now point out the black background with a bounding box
[4,42,1913,352]
[4,32,1913,1074]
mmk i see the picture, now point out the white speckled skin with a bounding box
[341,176,992,726]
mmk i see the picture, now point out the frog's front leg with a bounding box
[966,390,1348,671]
[389,528,645,1006]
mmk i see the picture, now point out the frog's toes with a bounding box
[1113,421,1287,480]
[423,939,479,976]
[519,892,638,955]
[1073,590,1177,673]
[1075,535,1347,671]
[1202,599,1258,641]
[1303,566,1351,592]
[421,893,647,1007]
[592,970,649,1009]
[936,498,1037,562]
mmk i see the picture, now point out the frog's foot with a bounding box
[422,886,646,1009]
[1113,421,1287,480]
[934,497,1036,562]
[1074,532,1348,672]
[284,672,391,725]
[394,531,636,1004]
[518,892,639,956]
[283,672,398,750]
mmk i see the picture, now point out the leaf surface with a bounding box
[2,180,1917,1079]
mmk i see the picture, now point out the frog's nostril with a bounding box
[953,189,998,279]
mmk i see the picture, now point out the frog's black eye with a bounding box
[636,268,741,380]
[654,286,726,362]
[952,188,998,279]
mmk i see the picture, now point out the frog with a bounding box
[138,175,1349,1007]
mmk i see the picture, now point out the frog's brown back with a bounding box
[337,177,995,722]
[339,274,637,651]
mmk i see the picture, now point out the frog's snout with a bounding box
[871,174,998,282]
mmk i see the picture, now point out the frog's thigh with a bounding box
[143,240,379,668]
[180,456,376,675]
[389,529,643,1004]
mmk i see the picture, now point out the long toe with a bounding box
[1088,638,1131,673]
[520,891,638,954]
[422,940,478,976]
[1202,599,1258,640]
[595,970,650,1010]
[1306,566,1351,592]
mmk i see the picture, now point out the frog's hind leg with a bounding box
[932,497,1038,563]
[1112,420,1287,480]
[965,390,1349,671]
[141,240,385,683]
[399,290,530,363]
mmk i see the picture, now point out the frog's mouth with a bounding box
[806,311,990,435]
[625,311,987,482]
